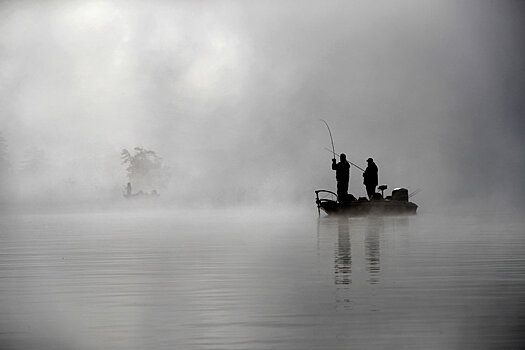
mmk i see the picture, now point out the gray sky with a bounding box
[0,0,524,208]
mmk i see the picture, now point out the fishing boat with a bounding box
[315,186,418,216]
[316,120,418,216]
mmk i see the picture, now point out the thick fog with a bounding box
[0,0,524,210]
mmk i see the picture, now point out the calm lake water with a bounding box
[1,207,524,349]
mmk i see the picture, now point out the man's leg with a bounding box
[366,185,375,200]
[337,182,348,203]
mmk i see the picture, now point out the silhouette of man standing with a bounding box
[332,154,350,202]
[363,158,378,200]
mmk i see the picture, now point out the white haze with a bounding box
[0,0,523,210]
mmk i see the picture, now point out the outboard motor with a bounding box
[392,188,409,202]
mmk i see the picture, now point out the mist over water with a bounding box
[0,0,523,211]
[1,1,525,349]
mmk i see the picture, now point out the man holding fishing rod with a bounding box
[332,154,350,202]
[321,120,353,203]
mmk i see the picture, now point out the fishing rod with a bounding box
[320,119,336,159]
[323,147,365,172]
[409,188,422,198]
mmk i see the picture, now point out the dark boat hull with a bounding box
[317,199,418,216]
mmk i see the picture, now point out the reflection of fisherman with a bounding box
[332,154,350,202]
[363,158,378,200]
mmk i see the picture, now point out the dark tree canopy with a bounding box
[121,147,170,191]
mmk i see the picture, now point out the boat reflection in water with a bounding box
[318,215,409,307]
[335,217,351,286]
[365,217,382,284]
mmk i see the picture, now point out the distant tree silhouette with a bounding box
[121,147,170,192]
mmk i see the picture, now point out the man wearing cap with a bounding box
[363,158,378,200]
[332,154,350,202]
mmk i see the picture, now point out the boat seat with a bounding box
[378,184,387,197]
